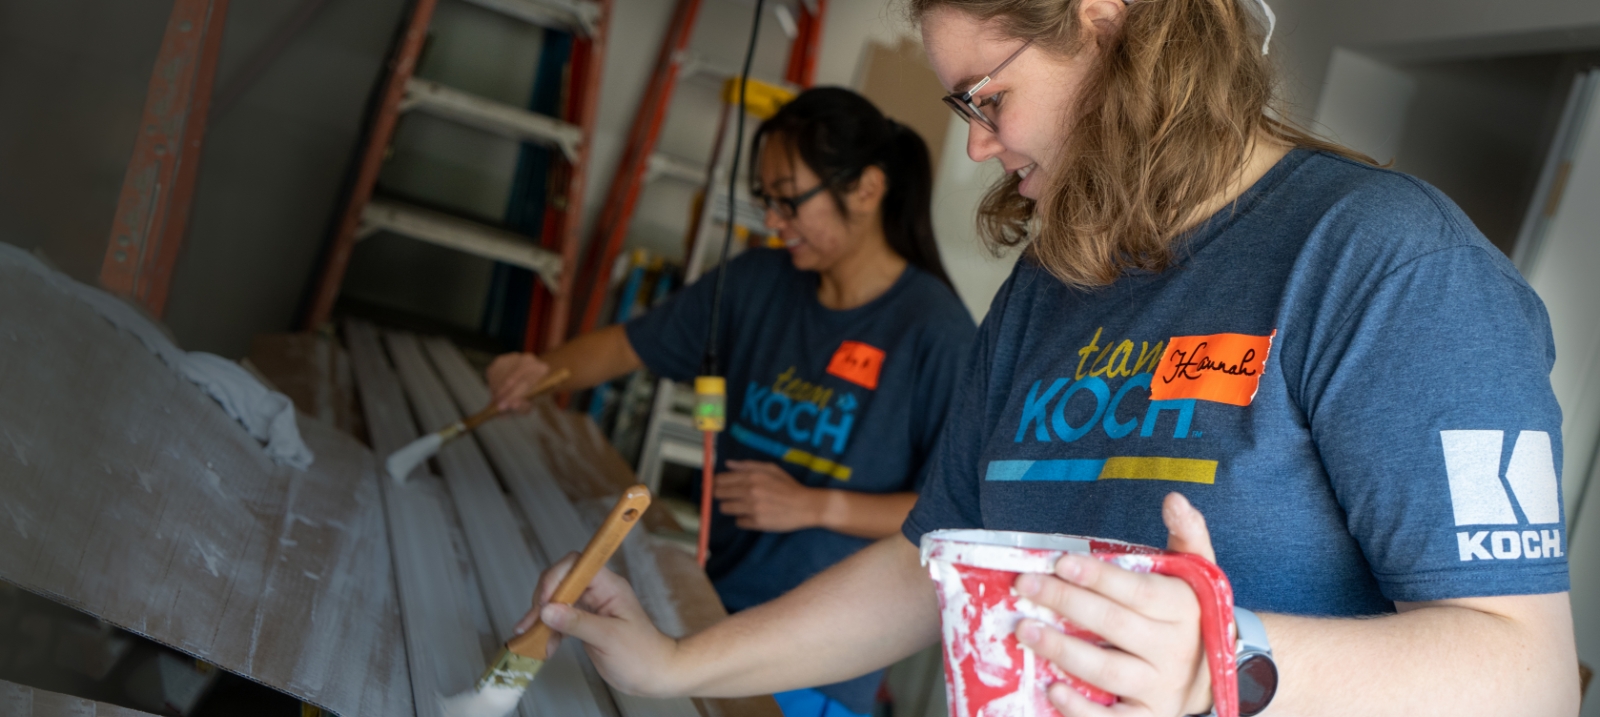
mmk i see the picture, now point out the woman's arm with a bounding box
[517,534,942,698]
[1259,593,1578,716]
[1014,493,1581,717]
[818,490,919,539]
[487,324,643,412]
[714,460,918,538]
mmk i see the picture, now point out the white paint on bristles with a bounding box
[437,684,524,717]
[386,432,443,483]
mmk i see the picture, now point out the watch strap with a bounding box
[1186,606,1274,717]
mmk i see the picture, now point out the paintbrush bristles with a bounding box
[436,647,542,717]
[385,432,444,483]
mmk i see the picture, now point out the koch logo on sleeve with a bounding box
[1441,430,1563,562]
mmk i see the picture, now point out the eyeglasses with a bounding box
[941,40,1032,134]
[754,182,830,220]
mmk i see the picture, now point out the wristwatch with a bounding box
[1191,606,1278,717]
[1233,606,1278,716]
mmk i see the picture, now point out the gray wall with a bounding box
[0,0,409,358]
[166,0,411,356]
[1273,0,1600,123]
[0,0,171,286]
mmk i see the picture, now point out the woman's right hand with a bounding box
[515,552,685,698]
[486,352,549,413]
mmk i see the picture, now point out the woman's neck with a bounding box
[1179,133,1294,235]
[815,231,908,311]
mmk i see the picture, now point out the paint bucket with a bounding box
[920,529,1239,717]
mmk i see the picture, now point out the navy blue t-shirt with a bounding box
[905,150,1569,619]
[628,248,975,710]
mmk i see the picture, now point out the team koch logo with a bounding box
[1441,430,1563,562]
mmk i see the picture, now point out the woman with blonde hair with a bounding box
[515,1,1580,715]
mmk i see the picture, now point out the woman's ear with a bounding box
[846,165,888,217]
[1079,0,1127,40]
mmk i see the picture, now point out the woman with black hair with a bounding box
[487,86,975,717]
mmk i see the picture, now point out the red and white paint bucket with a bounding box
[920,530,1239,717]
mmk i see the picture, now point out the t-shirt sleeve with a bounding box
[902,274,1018,546]
[624,262,736,383]
[1302,234,1568,602]
[905,313,977,493]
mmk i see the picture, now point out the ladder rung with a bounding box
[361,199,562,286]
[647,153,708,185]
[658,438,705,468]
[455,0,600,35]
[709,191,768,231]
[401,78,582,162]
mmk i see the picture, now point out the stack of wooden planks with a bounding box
[0,249,777,716]
[344,320,780,717]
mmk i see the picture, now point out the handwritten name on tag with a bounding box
[1150,331,1275,406]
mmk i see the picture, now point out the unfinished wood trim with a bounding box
[0,678,157,717]
[346,321,492,717]
[383,331,616,717]
[419,337,779,717]
[248,333,363,439]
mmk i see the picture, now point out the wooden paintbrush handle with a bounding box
[461,367,574,432]
[507,484,651,658]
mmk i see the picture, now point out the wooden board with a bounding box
[345,321,493,717]
[417,336,781,717]
[0,264,409,715]
[413,338,698,717]
[0,679,155,717]
[247,332,363,439]
[381,330,615,717]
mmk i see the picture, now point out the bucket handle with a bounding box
[1099,551,1238,717]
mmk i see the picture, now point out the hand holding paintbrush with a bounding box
[440,485,652,717]
[385,366,572,483]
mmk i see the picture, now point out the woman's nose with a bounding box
[965,123,1003,163]
[763,204,788,231]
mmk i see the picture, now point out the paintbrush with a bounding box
[386,367,572,483]
[439,484,652,717]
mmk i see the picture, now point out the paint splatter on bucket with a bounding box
[920,529,1239,717]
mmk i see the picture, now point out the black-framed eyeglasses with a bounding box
[754,182,830,220]
[941,40,1032,134]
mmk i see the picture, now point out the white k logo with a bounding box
[1440,430,1563,561]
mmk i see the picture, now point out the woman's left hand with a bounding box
[713,460,824,533]
[1014,492,1219,717]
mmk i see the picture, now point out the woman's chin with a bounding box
[1016,171,1040,200]
[786,246,818,269]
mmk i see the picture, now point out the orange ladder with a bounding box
[302,0,610,353]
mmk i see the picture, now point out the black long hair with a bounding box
[749,86,952,287]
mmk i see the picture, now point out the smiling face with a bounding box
[755,135,884,273]
[922,6,1106,199]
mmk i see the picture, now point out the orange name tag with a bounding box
[827,341,886,390]
[1150,331,1275,406]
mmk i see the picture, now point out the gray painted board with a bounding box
[0,264,408,715]
[381,331,615,717]
[0,679,155,717]
[418,336,777,717]
[345,321,491,717]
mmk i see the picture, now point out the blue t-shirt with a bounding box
[905,150,1569,619]
[628,248,975,711]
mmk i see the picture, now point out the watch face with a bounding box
[1238,653,1279,717]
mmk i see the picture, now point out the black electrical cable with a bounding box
[700,0,768,378]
